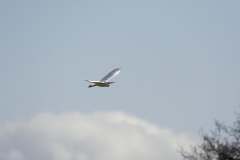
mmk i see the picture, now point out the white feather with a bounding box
[85,68,121,88]
[100,68,121,82]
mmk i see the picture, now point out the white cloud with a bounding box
[0,111,196,160]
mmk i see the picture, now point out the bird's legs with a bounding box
[88,84,96,88]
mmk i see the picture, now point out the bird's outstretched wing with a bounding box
[100,68,121,82]
[85,80,104,84]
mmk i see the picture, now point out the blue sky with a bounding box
[1,0,240,130]
[0,1,240,159]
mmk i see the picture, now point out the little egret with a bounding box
[85,68,121,88]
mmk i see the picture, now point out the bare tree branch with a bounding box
[178,111,240,160]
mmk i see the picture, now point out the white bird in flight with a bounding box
[85,68,121,88]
